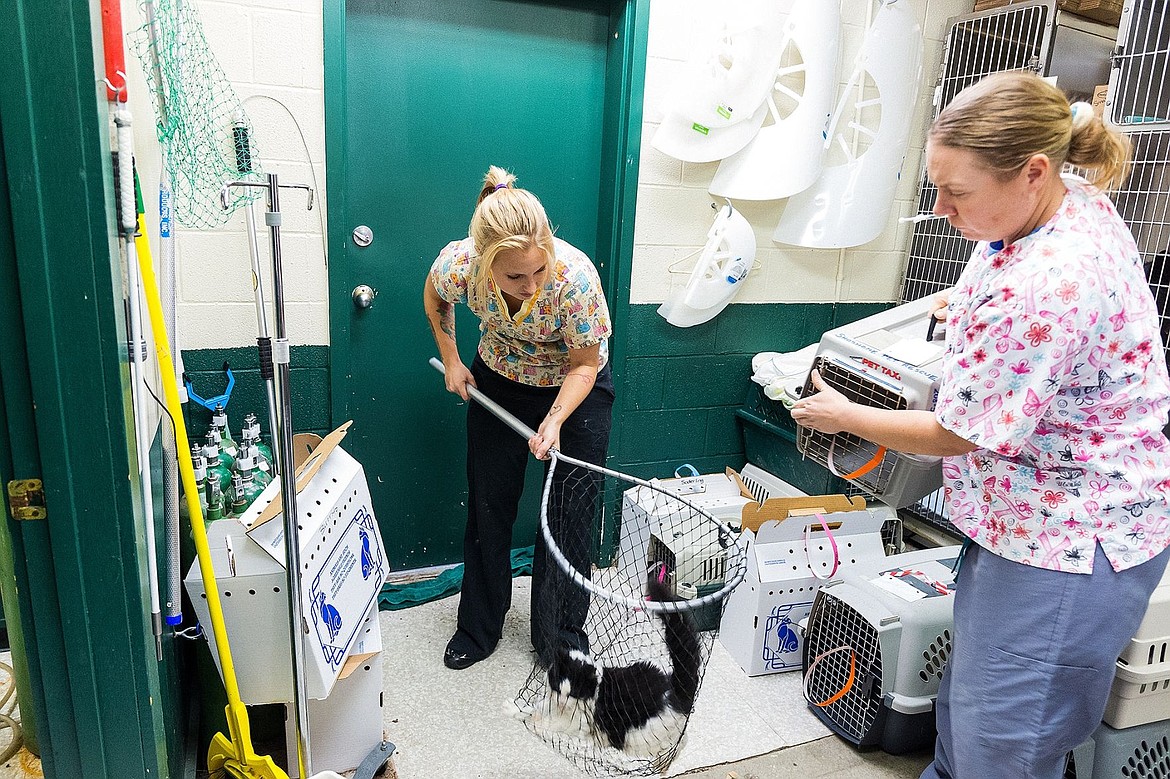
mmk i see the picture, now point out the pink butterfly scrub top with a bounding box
[429,236,611,388]
[936,176,1170,573]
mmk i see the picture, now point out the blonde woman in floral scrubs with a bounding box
[792,72,1170,779]
[424,166,613,671]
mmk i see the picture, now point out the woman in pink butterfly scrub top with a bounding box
[792,72,1170,779]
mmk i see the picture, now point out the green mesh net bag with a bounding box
[129,0,262,228]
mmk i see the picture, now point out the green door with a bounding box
[326,0,646,569]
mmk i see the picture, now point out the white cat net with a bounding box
[515,453,748,777]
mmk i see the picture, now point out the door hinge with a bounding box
[7,479,46,521]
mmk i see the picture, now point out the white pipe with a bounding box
[115,104,164,659]
[159,156,183,627]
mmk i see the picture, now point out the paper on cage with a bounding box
[881,338,945,368]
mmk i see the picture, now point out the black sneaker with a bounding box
[443,646,481,670]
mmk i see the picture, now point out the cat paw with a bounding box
[505,699,534,720]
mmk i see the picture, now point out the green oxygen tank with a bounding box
[207,424,236,473]
[203,432,233,495]
[191,443,211,516]
[243,412,274,469]
[241,440,272,489]
[228,452,268,518]
[239,426,273,478]
[211,403,237,458]
[181,443,212,529]
[205,479,226,524]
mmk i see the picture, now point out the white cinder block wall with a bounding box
[635,0,972,307]
[124,0,330,350]
[124,0,971,350]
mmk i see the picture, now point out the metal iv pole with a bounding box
[221,173,314,777]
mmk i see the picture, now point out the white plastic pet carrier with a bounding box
[619,464,797,566]
[624,465,809,628]
[801,546,962,754]
[796,293,948,508]
[1105,567,1170,729]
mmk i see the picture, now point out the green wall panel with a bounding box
[662,354,752,408]
[181,346,331,441]
[610,301,894,483]
[704,406,744,455]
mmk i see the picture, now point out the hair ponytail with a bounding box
[930,71,1133,191]
[467,166,555,303]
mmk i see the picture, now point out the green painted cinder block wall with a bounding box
[179,302,889,483]
[180,346,332,442]
[609,302,891,480]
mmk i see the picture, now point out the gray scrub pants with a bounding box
[921,542,1169,779]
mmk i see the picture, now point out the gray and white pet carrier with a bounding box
[796,293,948,508]
[801,546,962,754]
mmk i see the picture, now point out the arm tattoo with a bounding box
[547,404,563,417]
[438,301,455,341]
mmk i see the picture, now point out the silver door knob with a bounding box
[352,284,376,310]
[352,225,373,247]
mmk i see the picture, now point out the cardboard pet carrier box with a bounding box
[185,421,389,703]
[284,616,385,776]
[718,494,890,676]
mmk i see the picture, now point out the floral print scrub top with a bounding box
[429,236,611,387]
[936,176,1170,573]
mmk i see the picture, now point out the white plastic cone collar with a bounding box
[709,0,842,201]
[773,0,924,248]
[658,203,757,328]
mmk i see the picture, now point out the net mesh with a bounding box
[515,455,747,777]
[128,0,262,228]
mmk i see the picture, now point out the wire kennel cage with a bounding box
[1108,0,1170,375]
[800,546,962,755]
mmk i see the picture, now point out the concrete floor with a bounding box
[0,736,931,779]
[0,595,937,779]
[674,737,932,779]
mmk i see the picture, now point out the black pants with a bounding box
[449,354,613,662]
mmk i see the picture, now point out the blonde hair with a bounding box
[468,165,556,302]
[929,71,1131,191]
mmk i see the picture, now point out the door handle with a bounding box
[352,284,376,310]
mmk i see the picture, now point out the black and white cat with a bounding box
[516,572,700,759]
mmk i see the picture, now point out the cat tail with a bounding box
[646,575,701,714]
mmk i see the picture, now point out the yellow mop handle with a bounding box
[133,215,286,779]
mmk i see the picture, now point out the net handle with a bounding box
[428,357,748,615]
[429,357,540,441]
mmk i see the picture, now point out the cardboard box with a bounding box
[972,0,1121,26]
[718,497,889,676]
[184,421,389,703]
[1093,84,1108,118]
